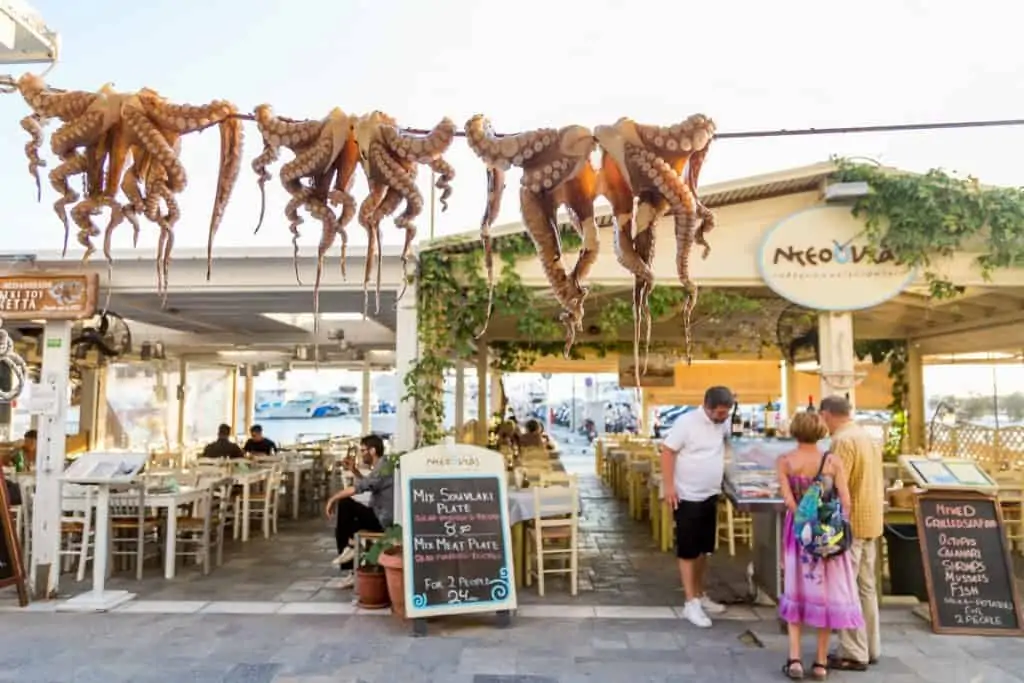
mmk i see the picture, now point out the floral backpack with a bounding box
[793,452,851,559]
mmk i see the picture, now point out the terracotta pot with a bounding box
[356,566,390,610]
[379,547,406,620]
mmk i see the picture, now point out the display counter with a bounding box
[723,438,796,604]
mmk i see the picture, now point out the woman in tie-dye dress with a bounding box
[776,412,864,680]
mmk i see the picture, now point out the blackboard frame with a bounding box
[914,490,1023,636]
[400,445,517,621]
[0,477,28,607]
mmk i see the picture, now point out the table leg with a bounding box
[512,523,524,588]
[649,488,660,543]
[164,505,178,579]
[242,483,251,542]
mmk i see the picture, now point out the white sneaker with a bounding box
[682,599,712,628]
[700,594,726,614]
[336,573,355,590]
[332,546,356,566]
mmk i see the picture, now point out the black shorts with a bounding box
[674,494,719,560]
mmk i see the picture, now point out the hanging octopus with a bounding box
[251,105,362,328]
[594,114,716,376]
[354,112,456,315]
[465,115,599,354]
[15,74,244,293]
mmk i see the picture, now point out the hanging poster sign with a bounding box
[758,206,915,311]
[400,444,516,631]
[0,274,98,320]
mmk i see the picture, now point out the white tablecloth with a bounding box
[506,489,576,525]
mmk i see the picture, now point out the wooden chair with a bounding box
[716,497,753,556]
[175,478,232,573]
[525,474,580,597]
[109,486,161,580]
[234,466,282,539]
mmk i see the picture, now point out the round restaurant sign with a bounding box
[758,205,916,311]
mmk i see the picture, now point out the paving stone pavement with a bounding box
[0,611,1021,683]
[37,449,748,607]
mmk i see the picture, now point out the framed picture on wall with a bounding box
[618,354,677,388]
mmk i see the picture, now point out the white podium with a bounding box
[57,452,148,612]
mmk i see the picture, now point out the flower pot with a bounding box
[356,566,390,610]
[379,546,406,620]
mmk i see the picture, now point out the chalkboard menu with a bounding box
[0,477,28,606]
[400,445,517,620]
[915,492,1023,636]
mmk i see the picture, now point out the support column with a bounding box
[817,312,858,409]
[476,344,488,446]
[906,341,925,453]
[176,358,187,449]
[638,390,649,436]
[228,366,239,435]
[782,360,798,417]
[454,362,465,433]
[394,281,417,453]
[94,366,108,449]
[31,320,71,598]
[243,364,254,433]
[490,369,503,419]
[0,364,11,442]
[361,360,372,436]
[78,368,99,448]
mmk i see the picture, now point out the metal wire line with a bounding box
[3,75,1024,140]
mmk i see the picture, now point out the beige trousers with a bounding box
[838,538,881,663]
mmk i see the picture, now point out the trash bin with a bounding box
[883,524,928,601]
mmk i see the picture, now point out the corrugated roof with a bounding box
[423,161,862,253]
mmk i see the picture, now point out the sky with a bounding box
[2,0,1024,259]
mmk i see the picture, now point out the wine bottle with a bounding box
[731,397,743,438]
[764,397,777,438]
[806,395,816,414]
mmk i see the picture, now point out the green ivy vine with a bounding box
[854,339,908,460]
[832,159,1024,299]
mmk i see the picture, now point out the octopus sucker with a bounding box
[595,114,716,368]
[48,151,88,256]
[466,115,596,355]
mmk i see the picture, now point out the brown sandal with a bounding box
[811,662,828,680]
[782,659,804,680]
[826,655,866,671]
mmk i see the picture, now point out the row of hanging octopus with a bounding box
[10,74,715,372]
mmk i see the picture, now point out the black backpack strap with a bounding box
[814,451,830,480]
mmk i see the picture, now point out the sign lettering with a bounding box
[0,274,98,320]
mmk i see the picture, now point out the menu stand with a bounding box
[56,452,148,613]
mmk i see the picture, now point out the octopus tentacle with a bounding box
[561,161,600,289]
[17,74,97,120]
[119,156,146,249]
[253,104,324,149]
[634,115,715,161]
[50,110,105,158]
[381,118,456,210]
[251,142,279,234]
[71,196,123,264]
[465,115,560,167]
[310,196,339,333]
[472,165,505,339]
[206,116,244,279]
[48,153,89,257]
[327,131,362,280]
[370,141,421,264]
[280,136,335,285]
[358,183,388,317]
[122,108,187,193]
[20,114,46,201]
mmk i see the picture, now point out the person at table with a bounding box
[519,419,545,449]
[202,424,245,459]
[4,429,36,472]
[242,424,278,455]
[659,385,733,628]
[819,395,884,673]
[323,434,393,584]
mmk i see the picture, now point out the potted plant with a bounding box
[356,528,396,610]
[371,525,406,620]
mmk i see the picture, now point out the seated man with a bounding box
[323,434,393,587]
[519,419,545,449]
[201,424,245,459]
[4,429,36,472]
[242,424,277,455]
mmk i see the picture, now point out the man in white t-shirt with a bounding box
[659,385,733,628]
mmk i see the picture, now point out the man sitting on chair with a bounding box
[202,424,244,459]
[323,434,393,587]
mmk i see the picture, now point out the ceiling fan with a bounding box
[72,310,132,360]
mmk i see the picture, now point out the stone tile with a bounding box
[116,600,209,614]
[201,601,284,615]
[274,591,318,602]
[224,663,283,683]
[516,605,595,619]
[278,602,355,615]
[593,605,676,619]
